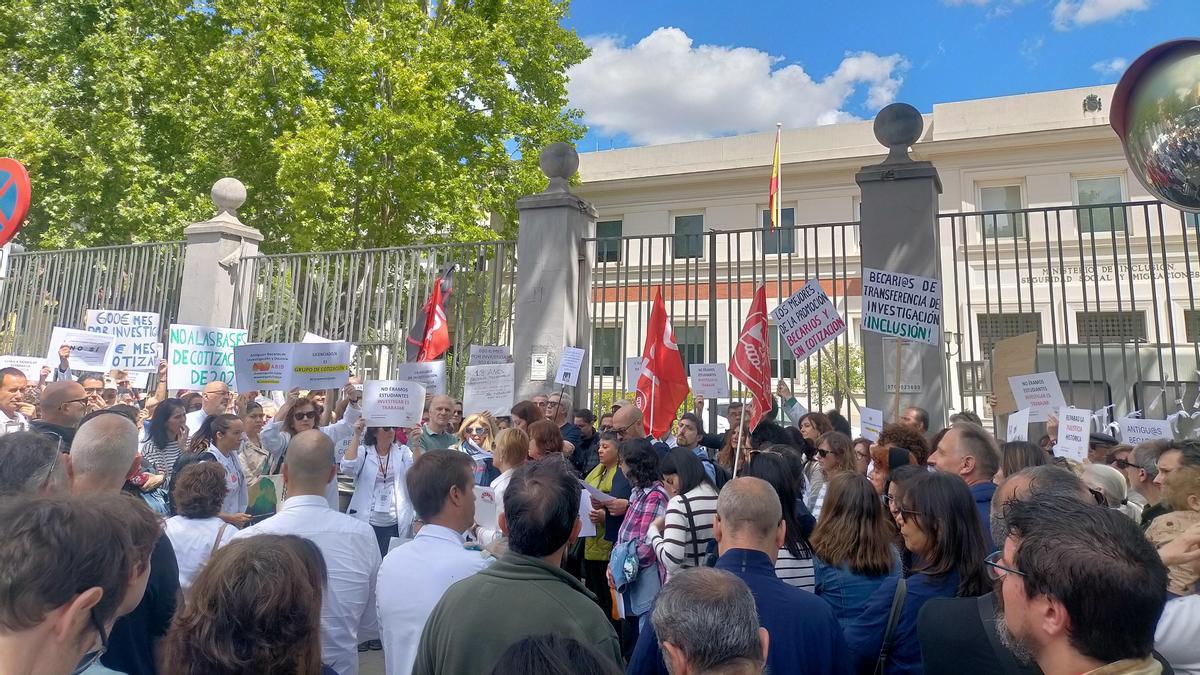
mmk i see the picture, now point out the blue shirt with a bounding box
[969,481,997,551]
[627,548,853,675]
[843,571,961,675]
[814,551,901,623]
[688,446,717,483]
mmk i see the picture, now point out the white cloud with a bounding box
[566,28,908,146]
[1019,36,1045,64]
[1052,0,1149,30]
[1091,56,1129,76]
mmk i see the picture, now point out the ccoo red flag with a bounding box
[635,290,690,439]
[406,266,454,362]
[728,285,772,431]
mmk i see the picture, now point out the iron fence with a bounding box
[942,200,1200,433]
[0,242,186,357]
[235,240,517,394]
[581,222,863,433]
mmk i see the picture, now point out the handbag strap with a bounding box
[211,522,231,558]
[874,575,908,675]
[679,492,700,564]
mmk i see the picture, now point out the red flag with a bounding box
[729,285,772,431]
[635,290,690,439]
[406,266,454,362]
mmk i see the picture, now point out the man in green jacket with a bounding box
[412,460,624,674]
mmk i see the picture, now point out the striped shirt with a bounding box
[648,483,719,578]
[776,547,817,592]
[142,438,181,477]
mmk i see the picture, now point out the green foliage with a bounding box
[800,342,866,410]
[0,0,588,251]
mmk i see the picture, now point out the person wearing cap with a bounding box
[1089,432,1120,465]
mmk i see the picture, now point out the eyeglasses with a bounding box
[468,426,488,435]
[83,387,104,395]
[882,493,900,513]
[292,411,318,420]
[535,401,549,408]
[72,608,109,674]
[984,550,1027,581]
[1111,458,1144,471]
[613,421,639,440]
[816,448,842,458]
[896,507,922,523]
[63,397,89,407]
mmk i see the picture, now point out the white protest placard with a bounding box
[530,353,549,381]
[363,380,426,428]
[85,310,161,372]
[860,407,884,442]
[167,324,248,390]
[46,327,116,372]
[1055,407,1091,462]
[861,268,941,346]
[302,331,357,360]
[469,344,511,366]
[396,360,446,395]
[1007,408,1031,442]
[473,486,499,531]
[290,342,352,391]
[463,363,515,417]
[0,355,45,381]
[1009,372,1067,423]
[689,363,730,399]
[234,344,292,392]
[125,370,151,390]
[625,357,643,393]
[770,280,847,362]
[1118,417,1173,445]
[555,346,586,387]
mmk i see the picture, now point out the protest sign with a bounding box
[473,486,499,531]
[167,324,248,390]
[1118,417,1173,445]
[883,338,922,393]
[861,268,941,346]
[469,344,511,366]
[860,407,884,442]
[770,280,847,362]
[290,342,352,390]
[463,363,515,417]
[363,380,426,428]
[530,353,549,381]
[1007,408,1031,442]
[555,346,586,387]
[125,370,151,390]
[1055,407,1091,462]
[625,357,643,393]
[0,355,44,381]
[46,327,115,372]
[689,363,730,399]
[991,332,1038,415]
[85,310,161,372]
[302,331,357,360]
[1009,372,1067,423]
[396,360,446,395]
[234,344,291,391]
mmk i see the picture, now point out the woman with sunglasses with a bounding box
[806,431,856,520]
[261,386,362,506]
[844,471,990,675]
[341,418,415,556]
[455,412,500,486]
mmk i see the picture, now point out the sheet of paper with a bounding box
[363,380,426,428]
[580,479,616,504]
[463,363,515,417]
[234,343,292,392]
[689,363,730,399]
[469,344,511,366]
[302,331,357,360]
[625,357,643,393]
[1118,417,1173,445]
[289,341,352,390]
[991,332,1039,415]
[85,310,161,372]
[555,346,586,387]
[530,353,549,381]
[1009,372,1066,423]
[46,326,116,372]
[473,486,500,531]
[770,280,848,360]
[1007,408,1031,442]
[860,268,941,346]
[396,360,446,395]
[167,324,248,390]
[577,490,597,537]
[1055,406,1091,462]
[0,355,45,381]
[859,407,884,442]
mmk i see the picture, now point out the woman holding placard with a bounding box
[341,418,416,556]
[455,412,500,486]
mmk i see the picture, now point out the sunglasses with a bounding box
[1111,458,1144,471]
[292,411,318,420]
[73,608,109,674]
[376,426,397,431]
[468,426,489,435]
[817,448,842,458]
[613,421,639,440]
[84,387,104,395]
[984,550,1026,581]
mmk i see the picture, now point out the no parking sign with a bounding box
[0,158,31,246]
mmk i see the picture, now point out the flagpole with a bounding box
[733,391,746,476]
[775,122,782,231]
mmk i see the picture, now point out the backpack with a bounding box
[702,457,732,490]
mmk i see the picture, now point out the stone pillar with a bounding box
[855,104,946,429]
[177,178,263,328]
[513,143,597,402]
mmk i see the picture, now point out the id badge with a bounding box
[373,484,396,515]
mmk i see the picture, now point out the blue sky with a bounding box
[562,0,1194,150]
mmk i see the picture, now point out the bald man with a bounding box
[419,394,458,454]
[31,380,89,450]
[611,403,671,460]
[230,430,382,675]
[629,477,851,675]
[186,380,231,436]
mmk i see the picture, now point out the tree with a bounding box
[0,0,588,251]
[800,342,865,411]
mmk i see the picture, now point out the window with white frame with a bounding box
[1076,310,1147,344]
[977,312,1042,355]
[761,207,796,255]
[1185,309,1200,344]
[978,184,1026,238]
[767,324,797,378]
[1075,176,1127,233]
[673,214,704,259]
[673,324,706,369]
[591,326,622,376]
[595,220,622,263]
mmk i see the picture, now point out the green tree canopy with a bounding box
[0,0,587,251]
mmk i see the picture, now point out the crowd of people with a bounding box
[2,356,1200,675]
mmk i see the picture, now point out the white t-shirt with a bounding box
[164,516,235,591]
[205,446,248,514]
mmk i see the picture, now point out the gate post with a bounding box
[855,105,947,430]
[513,143,597,402]
[177,178,263,328]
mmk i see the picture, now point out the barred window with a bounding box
[592,327,622,376]
[1076,310,1147,344]
[595,220,622,263]
[674,324,706,369]
[1185,309,1200,344]
[959,361,990,396]
[976,312,1042,354]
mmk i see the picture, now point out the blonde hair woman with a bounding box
[476,428,530,548]
[457,412,500,486]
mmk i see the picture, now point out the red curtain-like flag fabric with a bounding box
[729,285,772,431]
[635,289,690,439]
[406,265,455,362]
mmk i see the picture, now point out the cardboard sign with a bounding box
[363,380,426,428]
[469,344,511,366]
[1007,408,1031,442]
[1118,417,1173,445]
[463,363,515,417]
[770,280,847,362]
[396,360,446,395]
[689,363,730,399]
[991,332,1039,416]
[0,355,45,381]
[1055,407,1091,462]
[860,407,883,442]
[861,268,941,346]
[555,346,586,387]
[167,324,248,390]
[46,326,116,372]
[1009,372,1067,423]
[625,357,643,393]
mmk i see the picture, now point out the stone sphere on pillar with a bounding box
[211,177,247,215]
[539,142,579,193]
[874,103,924,164]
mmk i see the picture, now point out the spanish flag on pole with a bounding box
[768,123,782,230]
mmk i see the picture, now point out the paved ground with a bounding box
[359,650,385,675]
